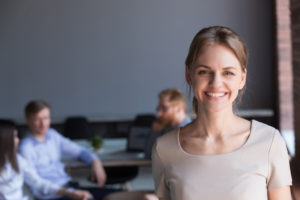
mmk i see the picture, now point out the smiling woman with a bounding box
[152,26,292,200]
[188,44,246,113]
[185,26,248,114]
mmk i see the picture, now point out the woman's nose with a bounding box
[209,73,222,87]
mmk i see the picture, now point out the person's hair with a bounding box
[159,88,187,112]
[185,26,248,113]
[25,100,51,119]
[0,119,19,174]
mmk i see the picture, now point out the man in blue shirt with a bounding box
[20,100,117,200]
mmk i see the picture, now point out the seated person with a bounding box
[111,88,191,200]
[103,89,192,200]
[19,100,118,200]
[144,88,192,158]
[0,119,92,200]
[152,88,191,132]
[143,89,191,200]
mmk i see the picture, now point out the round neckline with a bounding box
[177,119,255,158]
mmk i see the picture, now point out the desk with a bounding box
[64,138,151,168]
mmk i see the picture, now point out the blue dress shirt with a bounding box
[19,128,98,199]
[179,116,192,127]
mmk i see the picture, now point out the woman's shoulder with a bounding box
[157,128,178,142]
[249,120,281,145]
[252,120,288,149]
[251,120,278,136]
[252,120,276,130]
[155,128,179,152]
[154,128,181,162]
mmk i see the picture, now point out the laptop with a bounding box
[126,126,152,152]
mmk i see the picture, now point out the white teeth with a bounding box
[206,93,225,97]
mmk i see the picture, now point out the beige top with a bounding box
[152,120,292,200]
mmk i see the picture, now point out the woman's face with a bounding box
[187,44,246,113]
[13,130,19,152]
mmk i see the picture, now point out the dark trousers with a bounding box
[36,181,120,200]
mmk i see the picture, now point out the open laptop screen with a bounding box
[127,126,152,152]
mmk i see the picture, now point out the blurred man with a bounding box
[142,89,192,200]
[19,100,117,200]
[152,88,191,132]
[145,88,191,159]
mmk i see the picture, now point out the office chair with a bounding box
[105,166,139,190]
[63,116,94,139]
[133,114,156,127]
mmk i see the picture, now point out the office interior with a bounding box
[1,0,300,198]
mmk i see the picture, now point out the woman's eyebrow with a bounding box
[223,66,239,71]
[194,64,210,69]
[194,65,239,71]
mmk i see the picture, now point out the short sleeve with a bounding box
[267,131,292,190]
[152,142,171,200]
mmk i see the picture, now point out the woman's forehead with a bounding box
[193,44,242,70]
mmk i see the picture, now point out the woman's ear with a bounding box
[239,69,247,89]
[185,66,192,85]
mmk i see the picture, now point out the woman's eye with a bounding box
[224,71,234,76]
[198,70,208,75]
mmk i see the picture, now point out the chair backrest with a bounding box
[133,114,156,127]
[63,116,93,139]
[105,166,139,185]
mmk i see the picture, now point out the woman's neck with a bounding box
[193,107,238,138]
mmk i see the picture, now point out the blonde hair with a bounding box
[185,26,248,113]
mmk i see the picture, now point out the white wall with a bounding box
[0,0,273,122]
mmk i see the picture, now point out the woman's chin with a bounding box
[201,103,233,114]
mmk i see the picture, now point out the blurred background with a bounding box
[0,0,274,122]
[2,0,300,195]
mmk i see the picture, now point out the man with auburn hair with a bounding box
[152,88,191,132]
[19,100,118,200]
[144,88,191,160]
[104,89,192,200]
